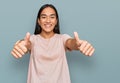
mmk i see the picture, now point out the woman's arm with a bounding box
[11,32,31,58]
[65,32,95,56]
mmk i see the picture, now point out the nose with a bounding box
[46,17,50,23]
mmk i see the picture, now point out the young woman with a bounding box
[11,4,95,83]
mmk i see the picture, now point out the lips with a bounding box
[44,24,52,28]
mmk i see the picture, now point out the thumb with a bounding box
[24,32,30,45]
[74,32,82,44]
[74,32,80,41]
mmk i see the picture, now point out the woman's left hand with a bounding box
[74,32,95,56]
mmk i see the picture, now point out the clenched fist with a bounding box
[74,32,95,56]
[11,32,31,58]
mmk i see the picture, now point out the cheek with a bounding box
[54,20,57,25]
[39,20,44,26]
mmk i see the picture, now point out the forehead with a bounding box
[41,7,56,15]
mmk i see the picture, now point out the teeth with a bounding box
[45,24,51,28]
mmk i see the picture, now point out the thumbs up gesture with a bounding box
[11,32,31,58]
[74,32,95,56]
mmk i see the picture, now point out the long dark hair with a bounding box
[34,4,60,35]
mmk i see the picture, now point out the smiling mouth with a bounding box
[44,24,52,28]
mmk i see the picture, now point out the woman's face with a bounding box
[38,7,57,34]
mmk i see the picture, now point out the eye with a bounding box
[41,16,46,19]
[51,16,55,18]
[51,16,54,18]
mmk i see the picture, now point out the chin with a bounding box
[44,30,54,33]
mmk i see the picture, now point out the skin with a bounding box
[11,7,95,58]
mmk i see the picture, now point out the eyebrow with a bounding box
[40,14,56,16]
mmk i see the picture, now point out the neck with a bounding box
[40,31,55,39]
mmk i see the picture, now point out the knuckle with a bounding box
[23,47,28,53]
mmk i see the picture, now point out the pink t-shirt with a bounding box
[27,34,71,83]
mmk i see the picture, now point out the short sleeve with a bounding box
[30,34,35,45]
[62,34,71,45]
[62,34,72,51]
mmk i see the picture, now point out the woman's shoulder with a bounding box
[56,33,70,36]
[30,34,40,38]
[30,34,40,42]
[55,33,71,39]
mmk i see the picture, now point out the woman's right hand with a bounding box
[11,32,31,58]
